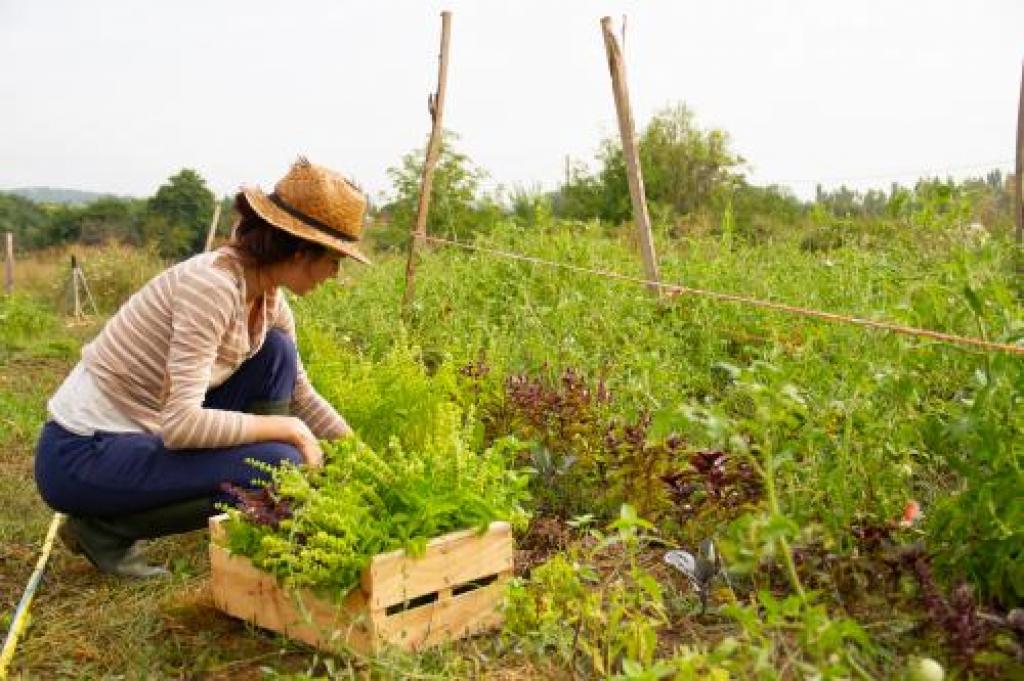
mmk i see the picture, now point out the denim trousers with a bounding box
[34,329,303,516]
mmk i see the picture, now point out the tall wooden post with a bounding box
[1015,61,1023,272]
[4,232,13,294]
[600,16,661,296]
[70,255,81,317]
[204,202,223,252]
[402,11,452,319]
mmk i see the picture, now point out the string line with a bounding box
[417,234,1023,357]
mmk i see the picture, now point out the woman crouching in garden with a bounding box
[34,158,367,577]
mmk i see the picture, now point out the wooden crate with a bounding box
[208,514,514,654]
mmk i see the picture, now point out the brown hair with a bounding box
[229,192,328,266]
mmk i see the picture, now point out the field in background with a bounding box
[1,217,1021,678]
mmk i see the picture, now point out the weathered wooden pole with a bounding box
[204,201,223,252]
[402,11,452,319]
[1015,61,1023,273]
[70,255,81,317]
[600,16,661,296]
[4,232,13,294]
[68,254,99,317]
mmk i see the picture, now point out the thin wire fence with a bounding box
[418,234,1024,357]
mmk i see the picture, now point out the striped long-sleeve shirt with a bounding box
[81,246,349,449]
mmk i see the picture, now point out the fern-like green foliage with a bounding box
[221,408,531,600]
[296,323,467,455]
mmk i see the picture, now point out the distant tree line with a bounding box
[376,104,807,248]
[0,169,231,259]
[814,170,1013,227]
[2,103,1017,257]
[380,102,1016,249]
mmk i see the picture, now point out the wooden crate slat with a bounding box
[208,514,511,654]
[364,521,513,609]
[372,573,511,651]
[209,513,229,542]
[210,543,375,653]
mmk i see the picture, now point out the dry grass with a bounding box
[0,310,553,680]
[0,337,319,678]
[0,241,607,679]
[10,242,165,312]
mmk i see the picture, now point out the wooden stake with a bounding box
[68,254,99,317]
[71,255,80,317]
[600,16,661,296]
[204,201,223,252]
[4,232,12,294]
[77,263,99,316]
[402,11,452,319]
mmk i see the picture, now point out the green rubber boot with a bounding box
[59,497,215,578]
[247,399,291,416]
[59,516,168,578]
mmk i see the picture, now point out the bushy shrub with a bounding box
[0,294,73,359]
[296,324,472,455]
[928,353,1023,607]
[222,417,531,600]
[799,225,845,252]
[57,243,164,313]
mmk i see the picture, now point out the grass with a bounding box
[8,242,165,315]
[0,288,327,679]
[1,224,1020,679]
[0,258,538,680]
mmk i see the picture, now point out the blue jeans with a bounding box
[35,329,303,516]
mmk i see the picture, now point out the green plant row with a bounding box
[220,408,531,600]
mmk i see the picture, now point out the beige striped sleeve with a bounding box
[161,268,255,449]
[271,294,352,440]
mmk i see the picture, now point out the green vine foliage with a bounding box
[222,410,531,600]
[928,352,1023,607]
[295,325,469,455]
[502,507,672,678]
[503,505,875,680]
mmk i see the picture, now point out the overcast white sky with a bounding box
[1,1,1022,202]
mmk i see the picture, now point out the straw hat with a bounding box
[242,157,370,264]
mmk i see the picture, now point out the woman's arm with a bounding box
[160,271,324,465]
[246,414,323,467]
[160,268,254,448]
[271,295,353,440]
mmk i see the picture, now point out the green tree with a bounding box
[0,193,51,249]
[730,182,803,241]
[144,168,216,258]
[382,131,488,246]
[74,197,145,245]
[0,192,146,250]
[554,161,607,220]
[557,103,744,224]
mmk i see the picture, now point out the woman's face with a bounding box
[278,251,343,295]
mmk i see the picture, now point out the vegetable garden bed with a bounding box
[209,513,515,654]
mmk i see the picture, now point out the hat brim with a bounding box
[241,186,371,265]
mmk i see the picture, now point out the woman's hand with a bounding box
[288,418,324,468]
[249,415,324,468]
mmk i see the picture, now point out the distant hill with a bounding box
[1,187,129,206]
